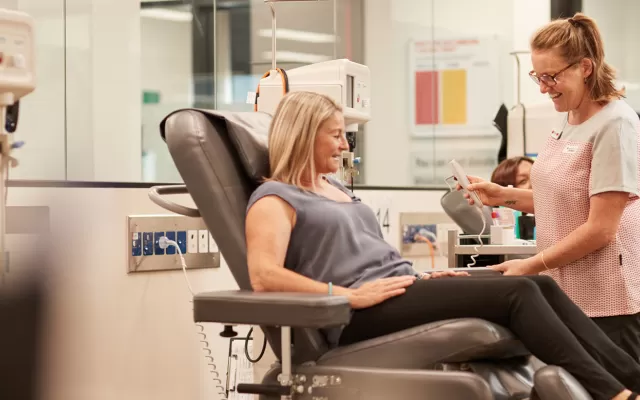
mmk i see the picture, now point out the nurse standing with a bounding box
[463,12,640,362]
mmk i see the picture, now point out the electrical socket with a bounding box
[142,232,153,256]
[165,231,176,255]
[187,230,198,254]
[176,231,187,254]
[198,230,208,253]
[127,215,220,273]
[131,232,141,257]
[154,232,165,255]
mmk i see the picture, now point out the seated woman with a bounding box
[490,156,536,237]
[491,156,534,189]
[245,91,640,400]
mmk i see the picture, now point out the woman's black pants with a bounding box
[338,275,640,400]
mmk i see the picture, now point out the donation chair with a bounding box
[151,108,592,400]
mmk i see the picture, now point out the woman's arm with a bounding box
[246,195,352,296]
[527,191,628,273]
[466,178,535,214]
[499,187,535,214]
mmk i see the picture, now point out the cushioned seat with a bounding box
[318,318,529,369]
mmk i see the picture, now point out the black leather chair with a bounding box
[150,108,592,400]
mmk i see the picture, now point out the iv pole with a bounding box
[0,97,19,285]
[510,50,530,156]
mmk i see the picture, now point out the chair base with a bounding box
[256,364,493,400]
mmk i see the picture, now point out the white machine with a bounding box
[256,59,371,184]
[254,0,371,185]
[506,52,566,159]
[507,101,566,159]
[0,8,37,283]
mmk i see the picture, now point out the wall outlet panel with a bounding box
[127,215,220,274]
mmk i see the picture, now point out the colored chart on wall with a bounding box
[408,36,501,137]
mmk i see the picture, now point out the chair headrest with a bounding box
[441,190,492,235]
[159,108,273,183]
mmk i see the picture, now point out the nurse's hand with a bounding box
[489,259,537,276]
[424,270,470,279]
[457,176,504,207]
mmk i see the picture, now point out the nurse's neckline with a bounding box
[566,99,613,126]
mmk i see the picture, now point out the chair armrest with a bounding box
[450,267,501,277]
[193,290,352,328]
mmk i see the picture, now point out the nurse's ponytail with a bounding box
[531,12,624,105]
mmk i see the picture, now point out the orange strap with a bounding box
[254,68,289,112]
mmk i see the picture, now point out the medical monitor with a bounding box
[256,59,371,132]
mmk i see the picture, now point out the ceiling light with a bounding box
[258,28,335,44]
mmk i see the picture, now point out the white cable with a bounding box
[443,176,487,268]
[158,236,227,399]
[466,207,487,268]
[158,236,194,296]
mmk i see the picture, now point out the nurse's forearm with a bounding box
[531,222,607,273]
[500,187,534,214]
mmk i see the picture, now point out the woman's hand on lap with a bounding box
[347,276,416,309]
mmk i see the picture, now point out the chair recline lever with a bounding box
[237,383,291,396]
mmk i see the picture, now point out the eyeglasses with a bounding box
[529,63,576,87]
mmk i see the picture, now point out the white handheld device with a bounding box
[449,159,484,209]
[449,159,487,269]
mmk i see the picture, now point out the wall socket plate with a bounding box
[127,214,220,274]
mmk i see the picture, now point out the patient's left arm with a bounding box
[246,195,350,295]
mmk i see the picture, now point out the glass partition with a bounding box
[583,0,640,113]
[361,0,553,188]
[4,0,572,188]
[7,0,366,184]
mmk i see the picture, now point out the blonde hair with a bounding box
[266,91,342,189]
[530,12,624,104]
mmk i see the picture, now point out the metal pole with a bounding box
[269,2,277,71]
[447,230,457,268]
[332,0,337,59]
[280,326,291,382]
[0,108,7,285]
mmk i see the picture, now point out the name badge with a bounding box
[550,130,562,140]
[563,145,579,154]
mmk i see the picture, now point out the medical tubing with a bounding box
[159,237,227,400]
[244,326,268,363]
[467,207,487,268]
[442,178,486,267]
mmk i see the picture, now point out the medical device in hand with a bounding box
[257,59,371,186]
[448,159,487,268]
[0,8,36,283]
[450,159,483,209]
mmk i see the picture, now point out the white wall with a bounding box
[363,0,551,187]
[583,0,640,111]
[6,185,450,400]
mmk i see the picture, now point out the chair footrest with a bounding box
[237,383,291,396]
